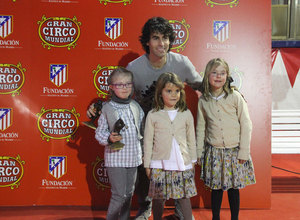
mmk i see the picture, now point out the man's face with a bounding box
[147,32,170,59]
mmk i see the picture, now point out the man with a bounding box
[88,17,202,220]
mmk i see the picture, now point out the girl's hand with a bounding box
[109,132,122,143]
[145,168,151,179]
[197,158,201,165]
[238,159,246,164]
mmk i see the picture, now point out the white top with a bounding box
[150,109,194,171]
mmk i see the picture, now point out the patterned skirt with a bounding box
[200,145,256,191]
[148,168,197,200]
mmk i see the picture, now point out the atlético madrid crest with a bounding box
[105,18,123,41]
[0,15,13,39]
[50,64,68,87]
[213,20,230,43]
[49,156,67,179]
[0,108,12,131]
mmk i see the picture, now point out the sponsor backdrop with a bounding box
[1,0,271,209]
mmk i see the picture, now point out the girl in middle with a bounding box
[143,72,197,220]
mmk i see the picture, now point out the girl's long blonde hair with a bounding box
[153,72,187,112]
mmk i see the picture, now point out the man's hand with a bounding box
[87,103,102,118]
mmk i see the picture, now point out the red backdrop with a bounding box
[0,0,271,209]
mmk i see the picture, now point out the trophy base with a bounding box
[109,142,124,150]
[82,121,96,130]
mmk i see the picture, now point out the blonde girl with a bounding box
[143,72,197,220]
[196,58,256,220]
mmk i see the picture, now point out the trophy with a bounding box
[109,118,126,150]
[82,100,103,130]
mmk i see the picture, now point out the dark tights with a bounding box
[211,188,240,220]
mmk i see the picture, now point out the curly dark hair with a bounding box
[139,17,176,54]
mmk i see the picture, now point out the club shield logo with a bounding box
[37,16,81,49]
[213,20,230,42]
[0,108,12,131]
[36,107,80,141]
[0,155,25,189]
[105,18,123,41]
[93,65,119,98]
[50,64,68,87]
[49,156,67,179]
[0,15,13,39]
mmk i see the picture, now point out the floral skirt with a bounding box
[148,168,197,200]
[200,145,256,191]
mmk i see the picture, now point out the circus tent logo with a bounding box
[0,63,26,96]
[92,156,110,190]
[93,65,119,98]
[169,19,190,52]
[205,0,239,7]
[99,0,132,5]
[0,155,25,189]
[37,16,81,49]
[36,107,80,141]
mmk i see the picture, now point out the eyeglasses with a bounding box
[111,83,133,89]
[210,72,227,77]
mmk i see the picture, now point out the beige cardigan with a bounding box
[196,90,252,160]
[143,109,197,168]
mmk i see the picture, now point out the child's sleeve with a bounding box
[139,106,145,137]
[196,99,206,158]
[237,92,252,160]
[186,110,197,161]
[95,113,111,146]
[143,111,154,168]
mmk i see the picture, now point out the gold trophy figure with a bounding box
[83,100,103,130]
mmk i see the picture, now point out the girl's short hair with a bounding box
[107,67,133,85]
[153,72,187,112]
[202,58,233,101]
